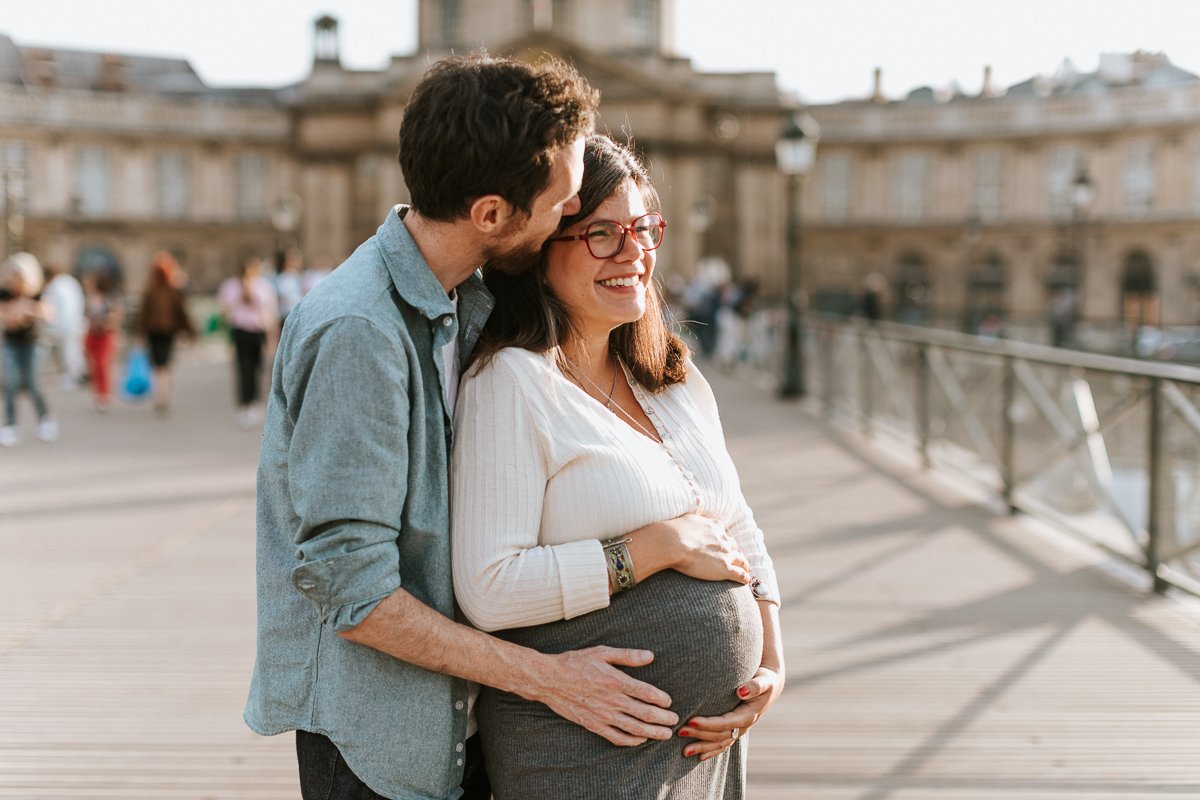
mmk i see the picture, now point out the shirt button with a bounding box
[297,579,316,591]
[454,700,465,711]
[455,742,465,752]
[456,757,464,767]
[442,316,453,327]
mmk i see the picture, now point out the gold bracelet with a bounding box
[602,536,636,593]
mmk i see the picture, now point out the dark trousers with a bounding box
[296,730,491,800]
[230,328,265,406]
[2,339,48,426]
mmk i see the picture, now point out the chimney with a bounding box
[981,64,996,97]
[97,54,128,92]
[871,67,885,103]
[313,15,341,66]
[25,49,57,88]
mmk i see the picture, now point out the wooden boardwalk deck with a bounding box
[1,350,1197,799]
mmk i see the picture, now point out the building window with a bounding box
[1123,140,1156,216]
[156,151,189,220]
[974,149,1004,221]
[442,0,461,47]
[820,153,851,222]
[966,251,1007,333]
[236,153,266,220]
[893,152,928,220]
[631,0,655,48]
[1046,145,1081,218]
[1,141,28,217]
[1121,249,1158,327]
[77,146,110,216]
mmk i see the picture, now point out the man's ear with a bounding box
[468,195,516,234]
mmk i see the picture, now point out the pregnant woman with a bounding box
[451,134,783,799]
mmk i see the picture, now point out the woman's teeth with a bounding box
[599,276,640,287]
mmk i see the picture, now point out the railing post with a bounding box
[1146,377,1168,593]
[860,326,873,437]
[1001,354,1017,514]
[822,324,835,419]
[916,343,930,469]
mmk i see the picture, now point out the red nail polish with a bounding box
[679,729,691,737]
[684,747,695,757]
[688,719,699,727]
[737,687,749,698]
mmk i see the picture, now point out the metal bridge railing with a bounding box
[767,313,1200,596]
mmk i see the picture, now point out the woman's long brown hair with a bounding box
[471,134,688,391]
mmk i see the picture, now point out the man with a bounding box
[245,54,679,800]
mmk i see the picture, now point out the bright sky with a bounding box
[3,0,1198,103]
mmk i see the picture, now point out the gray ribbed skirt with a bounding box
[478,570,763,799]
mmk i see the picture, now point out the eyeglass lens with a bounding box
[586,214,663,258]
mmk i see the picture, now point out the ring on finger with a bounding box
[731,727,740,740]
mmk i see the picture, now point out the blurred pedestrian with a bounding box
[858,272,886,323]
[135,251,196,416]
[272,246,305,335]
[0,252,56,445]
[41,262,86,389]
[300,255,334,295]
[1048,287,1078,348]
[218,256,277,428]
[82,270,123,412]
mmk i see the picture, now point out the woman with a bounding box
[218,256,277,428]
[82,270,123,412]
[451,135,783,798]
[135,252,195,415]
[0,253,56,445]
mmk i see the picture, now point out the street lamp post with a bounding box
[271,193,303,265]
[776,112,820,399]
[1068,164,1093,347]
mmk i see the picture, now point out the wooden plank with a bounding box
[1,353,1198,798]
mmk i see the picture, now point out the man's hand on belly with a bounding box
[524,646,679,747]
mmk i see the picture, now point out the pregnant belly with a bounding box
[490,569,763,720]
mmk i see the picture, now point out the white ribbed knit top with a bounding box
[450,347,780,633]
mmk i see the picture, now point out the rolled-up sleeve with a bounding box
[283,316,411,632]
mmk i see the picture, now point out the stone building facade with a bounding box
[0,35,295,289]
[803,53,1200,339]
[3,7,1198,344]
[0,2,796,295]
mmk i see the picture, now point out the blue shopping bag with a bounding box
[123,347,152,399]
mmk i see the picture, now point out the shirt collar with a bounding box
[376,205,494,329]
[376,205,459,321]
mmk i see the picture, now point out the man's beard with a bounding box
[484,240,542,275]
[483,218,549,275]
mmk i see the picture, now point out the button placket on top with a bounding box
[632,383,704,510]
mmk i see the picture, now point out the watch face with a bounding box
[750,578,769,599]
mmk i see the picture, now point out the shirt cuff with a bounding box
[555,538,612,620]
[291,541,403,632]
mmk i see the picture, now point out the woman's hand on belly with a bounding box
[626,514,753,587]
[677,664,785,760]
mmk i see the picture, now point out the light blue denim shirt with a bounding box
[245,206,494,800]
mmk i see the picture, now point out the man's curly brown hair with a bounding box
[398,53,599,222]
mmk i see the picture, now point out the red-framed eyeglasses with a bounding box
[548,213,667,259]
